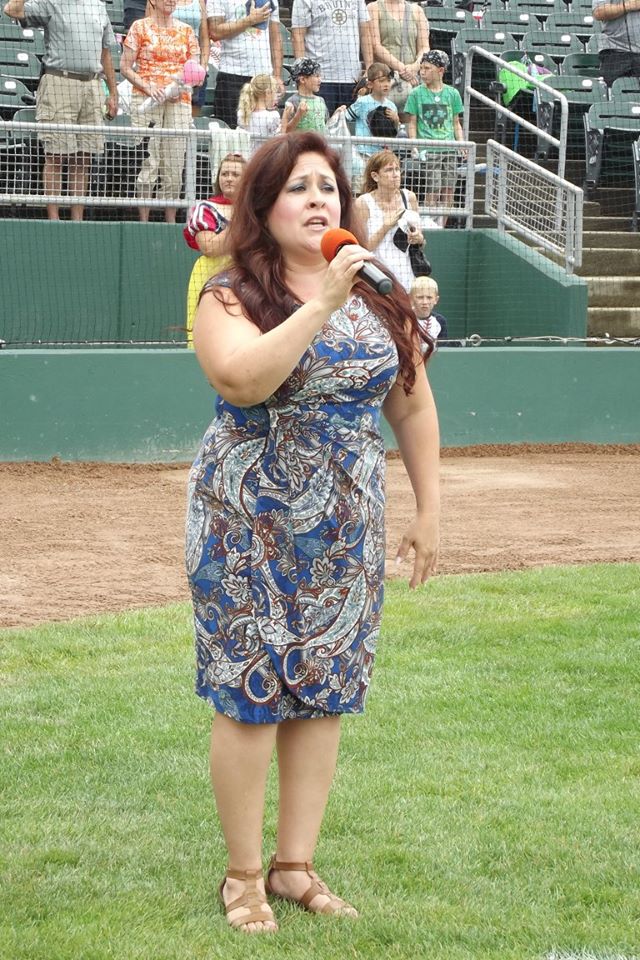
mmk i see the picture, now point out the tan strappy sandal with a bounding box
[219,867,278,933]
[265,857,358,917]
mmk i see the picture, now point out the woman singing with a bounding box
[186,131,440,934]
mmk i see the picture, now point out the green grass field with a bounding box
[1,564,639,960]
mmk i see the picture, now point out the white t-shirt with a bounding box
[238,107,282,149]
[291,0,369,83]
[206,0,280,75]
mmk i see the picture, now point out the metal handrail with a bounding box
[462,45,569,179]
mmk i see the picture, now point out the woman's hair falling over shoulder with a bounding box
[204,132,432,391]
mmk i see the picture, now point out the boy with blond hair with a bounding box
[410,276,452,354]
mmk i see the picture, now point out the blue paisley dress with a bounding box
[186,293,399,724]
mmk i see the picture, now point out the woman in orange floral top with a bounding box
[121,0,200,222]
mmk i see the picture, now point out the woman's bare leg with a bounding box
[269,716,356,914]
[210,713,278,932]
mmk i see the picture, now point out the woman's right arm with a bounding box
[193,245,374,406]
[354,195,403,251]
[120,44,157,98]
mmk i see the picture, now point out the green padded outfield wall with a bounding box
[0,222,586,345]
[1,348,638,461]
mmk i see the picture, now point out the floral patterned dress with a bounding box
[186,294,399,724]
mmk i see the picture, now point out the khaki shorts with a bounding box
[423,151,458,194]
[36,73,105,155]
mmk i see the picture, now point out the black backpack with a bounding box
[367,105,398,139]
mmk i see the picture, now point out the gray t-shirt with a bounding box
[592,0,640,53]
[23,0,115,72]
[291,0,369,83]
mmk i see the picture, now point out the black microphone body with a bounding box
[334,240,394,296]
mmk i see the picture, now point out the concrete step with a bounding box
[585,276,640,307]
[576,248,640,277]
[588,307,640,338]
[583,216,631,231]
[583,231,640,249]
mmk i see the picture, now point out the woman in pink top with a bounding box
[121,0,200,222]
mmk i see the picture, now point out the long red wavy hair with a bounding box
[205,131,431,391]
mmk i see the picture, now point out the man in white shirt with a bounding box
[207,0,283,127]
[291,0,372,113]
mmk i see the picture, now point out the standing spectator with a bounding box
[237,74,281,143]
[184,152,247,344]
[404,50,464,225]
[592,0,640,86]
[174,0,210,116]
[291,0,373,114]
[3,0,118,221]
[367,0,430,115]
[354,149,424,293]
[207,0,283,128]
[121,0,200,223]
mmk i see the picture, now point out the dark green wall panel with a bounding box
[0,223,586,346]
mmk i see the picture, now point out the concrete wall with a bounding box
[1,347,637,462]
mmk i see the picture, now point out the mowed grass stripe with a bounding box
[1,564,638,960]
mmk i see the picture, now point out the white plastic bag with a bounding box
[326,109,352,180]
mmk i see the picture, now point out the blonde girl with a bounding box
[237,74,281,146]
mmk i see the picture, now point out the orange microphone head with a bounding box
[320,228,357,263]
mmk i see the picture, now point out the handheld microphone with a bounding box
[320,228,393,296]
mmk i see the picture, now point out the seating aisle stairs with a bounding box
[468,103,640,340]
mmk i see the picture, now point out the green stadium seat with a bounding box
[509,0,564,27]
[584,99,640,194]
[0,102,38,195]
[0,23,45,57]
[422,6,469,49]
[482,9,534,43]
[544,11,597,46]
[585,34,600,54]
[521,28,583,67]
[0,76,35,118]
[609,76,640,101]
[566,0,596,13]
[534,73,608,159]
[0,46,41,91]
[561,52,601,79]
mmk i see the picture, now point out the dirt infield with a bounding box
[1,445,638,629]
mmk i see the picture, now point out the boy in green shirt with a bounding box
[404,50,464,225]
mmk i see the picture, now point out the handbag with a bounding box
[398,190,432,277]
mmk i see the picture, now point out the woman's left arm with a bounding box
[414,6,430,61]
[383,361,440,588]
